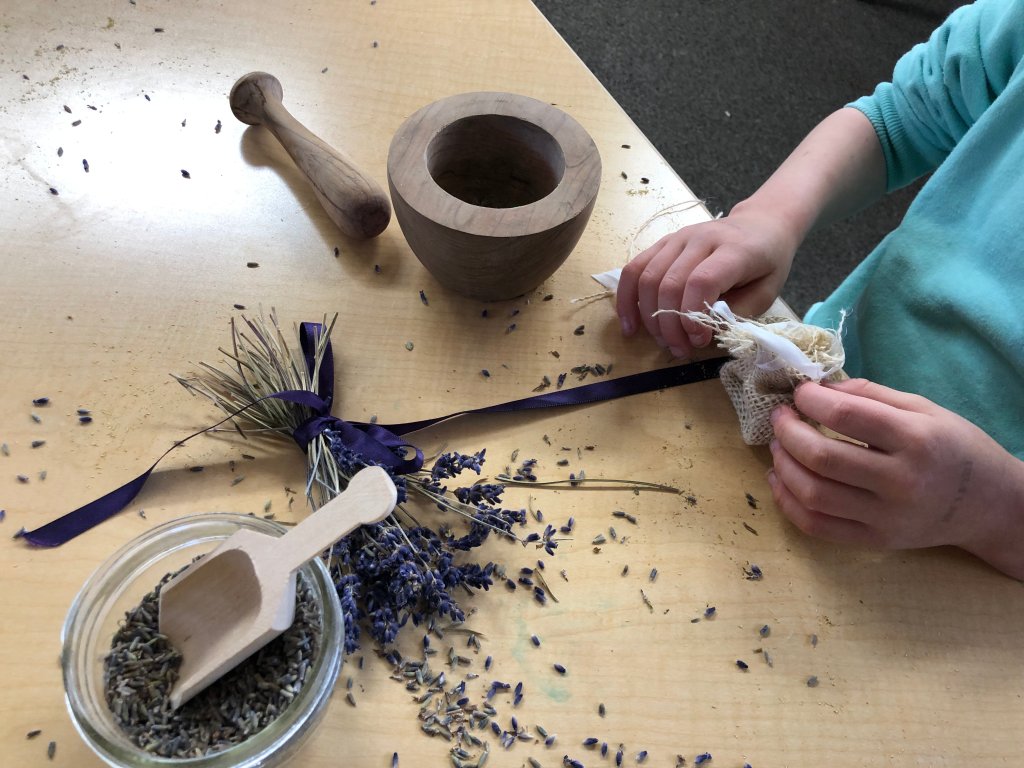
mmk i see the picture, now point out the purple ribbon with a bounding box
[20,322,727,547]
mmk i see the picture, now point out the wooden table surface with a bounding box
[2,1,1022,766]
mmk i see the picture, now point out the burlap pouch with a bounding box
[664,301,847,445]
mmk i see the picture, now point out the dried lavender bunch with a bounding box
[176,311,555,654]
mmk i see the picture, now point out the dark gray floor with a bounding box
[533,0,962,315]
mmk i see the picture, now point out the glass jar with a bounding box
[62,513,343,768]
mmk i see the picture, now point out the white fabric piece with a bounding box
[707,300,842,381]
[591,267,622,292]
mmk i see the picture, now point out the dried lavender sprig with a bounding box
[494,475,681,493]
[175,312,546,654]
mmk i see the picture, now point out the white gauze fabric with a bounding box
[591,269,846,444]
[673,301,847,444]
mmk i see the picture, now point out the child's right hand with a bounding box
[615,205,798,359]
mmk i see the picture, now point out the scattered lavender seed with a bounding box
[83,158,90,172]
[807,675,819,687]
[71,119,82,126]
[531,634,541,647]
[145,94,151,101]
[810,633,819,647]
[154,27,164,32]
[481,368,491,377]
[405,341,414,351]
[637,750,648,763]
[640,177,649,184]
[246,261,259,268]
[374,264,382,273]
[745,492,759,509]
[506,323,517,334]
[649,568,658,582]
[47,741,56,760]
[598,702,606,717]
[553,663,566,674]
[180,169,190,178]
[233,303,246,310]
[0,443,7,456]
[215,119,222,133]
[32,397,50,406]
[392,752,399,768]
[49,187,59,196]
[694,754,712,765]
[17,475,29,483]
[26,729,41,739]
[79,415,93,424]
[64,105,72,113]
[744,564,763,580]
[419,290,428,305]
[31,440,45,448]
[345,691,357,706]
[573,325,585,336]
[704,606,716,618]
[39,470,47,481]
[736,660,749,671]
[31,413,41,423]
[759,624,771,638]
[640,589,653,612]
[0,510,5,522]
[583,737,599,747]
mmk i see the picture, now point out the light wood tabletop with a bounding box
[2,2,1022,766]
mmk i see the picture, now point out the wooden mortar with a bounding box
[387,92,601,301]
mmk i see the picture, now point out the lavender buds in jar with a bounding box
[62,513,343,768]
[105,567,320,757]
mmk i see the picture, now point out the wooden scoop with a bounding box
[158,466,397,709]
[229,71,391,240]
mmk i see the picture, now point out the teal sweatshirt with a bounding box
[804,0,1024,459]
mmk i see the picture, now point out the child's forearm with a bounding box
[731,107,887,248]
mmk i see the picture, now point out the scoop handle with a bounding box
[279,466,397,571]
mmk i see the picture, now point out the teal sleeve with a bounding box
[847,0,1024,191]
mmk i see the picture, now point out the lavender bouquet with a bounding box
[175,312,557,655]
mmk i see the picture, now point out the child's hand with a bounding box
[768,379,1024,579]
[615,207,796,359]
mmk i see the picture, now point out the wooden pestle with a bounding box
[230,72,391,239]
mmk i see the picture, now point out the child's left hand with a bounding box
[767,378,1024,578]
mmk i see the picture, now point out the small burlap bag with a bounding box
[667,301,847,445]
